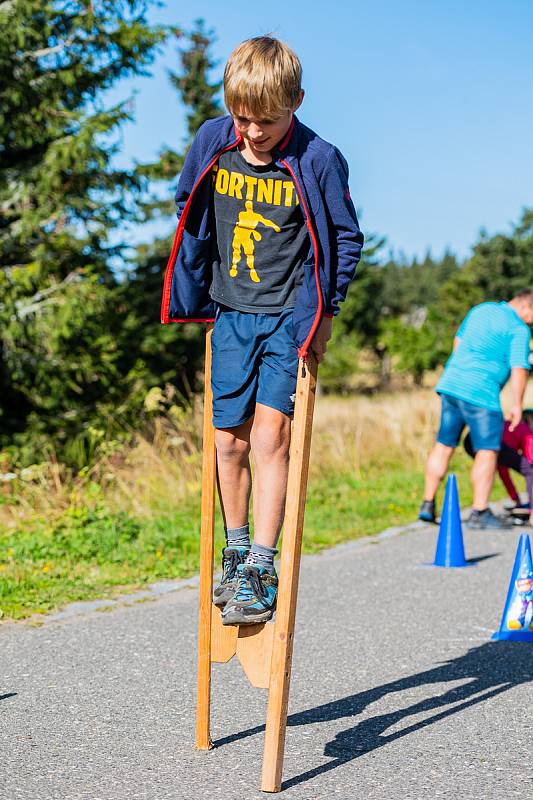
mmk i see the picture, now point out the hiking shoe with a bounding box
[418,499,437,523]
[465,509,513,529]
[213,546,250,607]
[504,500,530,512]
[509,503,531,518]
[221,564,278,626]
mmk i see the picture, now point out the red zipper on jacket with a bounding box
[160,137,242,324]
[280,158,322,361]
[160,122,322,357]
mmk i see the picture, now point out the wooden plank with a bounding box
[236,621,275,689]
[195,326,216,751]
[211,603,238,663]
[261,355,318,792]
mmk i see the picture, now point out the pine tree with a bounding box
[424,209,533,369]
[0,0,166,462]
[319,233,386,392]
[125,19,223,396]
[170,19,222,144]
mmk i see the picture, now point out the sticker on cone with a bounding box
[492,533,533,642]
[427,473,474,568]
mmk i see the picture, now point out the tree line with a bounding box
[1,2,533,469]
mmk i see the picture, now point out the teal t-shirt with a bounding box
[436,302,531,411]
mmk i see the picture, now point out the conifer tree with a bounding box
[0,0,166,462]
[319,233,386,391]
[125,20,223,395]
[171,18,222,143]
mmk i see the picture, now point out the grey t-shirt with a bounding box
[209,148,308,313]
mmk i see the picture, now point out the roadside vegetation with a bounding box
[0,4,527,621]
[0,387,511,621]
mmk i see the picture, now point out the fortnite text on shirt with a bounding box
[213,163,300,207]
[210,149,308,314]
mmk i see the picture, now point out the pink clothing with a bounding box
[498,465,520,502]
[499,420,533,502]
[503,420,533,460]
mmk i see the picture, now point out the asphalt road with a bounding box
[1,521,531,800]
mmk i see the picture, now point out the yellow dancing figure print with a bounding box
[230,200,281,283]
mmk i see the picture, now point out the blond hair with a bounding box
[224,36,302,118]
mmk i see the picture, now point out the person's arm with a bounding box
[319,147,364,316]
[174,121,210,221]
[312,147,364,362]
[261,217,281,232]
[310,316,333,363]
[498,465,520,503]
[508,324,531,431]
[509,367,528,431]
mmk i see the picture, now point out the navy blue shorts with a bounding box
[211,306,298,429]
[437,393,504,451]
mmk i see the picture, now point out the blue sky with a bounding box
[111,0,533,261]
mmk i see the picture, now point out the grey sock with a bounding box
[225,523,250,548]
[246,543,278,573]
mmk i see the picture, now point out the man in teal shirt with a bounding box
[420,291,533,529]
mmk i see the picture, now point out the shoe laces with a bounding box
[221,549,246,584]
[233,566,268,604]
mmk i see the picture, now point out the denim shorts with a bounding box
[211,306,298,429]
[437,393,504,451]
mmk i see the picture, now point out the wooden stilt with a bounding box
[195,325,216,750]
[261,355,318,792]
[236,621,275,689]
[210,604,238,662]
[194,337,318,790]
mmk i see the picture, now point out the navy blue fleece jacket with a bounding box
[161,114,364,359]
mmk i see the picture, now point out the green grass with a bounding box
[302,450,484,551]
[0,497,216,620]
[0,450,503,621]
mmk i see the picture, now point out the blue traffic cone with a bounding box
[429,474,473,568]
[492,533,533,641]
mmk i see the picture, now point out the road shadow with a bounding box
[213,643,531,789]
[0,693,17,701]
[418,553,500,568]
[282,641,531,789]
[466,553,500,564]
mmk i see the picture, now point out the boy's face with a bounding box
[232,91,304,156]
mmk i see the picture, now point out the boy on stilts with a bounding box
[161,36,363,625]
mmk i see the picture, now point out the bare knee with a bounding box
[472,449,497,477]
[251,417,291,462]
[427,443,454,480]
[215,428,250,464]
